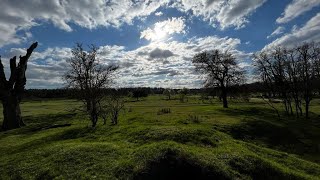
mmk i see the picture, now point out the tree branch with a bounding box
[0,56,7,85]
[9,56,17,88]
[14,42,38,93]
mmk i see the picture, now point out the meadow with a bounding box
[0,95,320,179]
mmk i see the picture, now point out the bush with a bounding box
[157,108,171,115]
[186,114,200,124]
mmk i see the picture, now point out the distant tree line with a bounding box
[23,87,206,99]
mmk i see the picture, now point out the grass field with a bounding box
[0,95,320,179]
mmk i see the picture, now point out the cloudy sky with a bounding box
[0,0,319,89]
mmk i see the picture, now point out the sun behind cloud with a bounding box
[140,17,186,42]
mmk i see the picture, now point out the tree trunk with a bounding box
[221,87,228,108]
[1,94,25,130]
[90,102,98,127]
[0,42,37,131]
[112,111,118,125]
[305,99,310,119]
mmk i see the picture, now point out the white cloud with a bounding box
[0,0,268,47]
[3,35,248,89]
[0,0,170,47]
[264,13,320,50]
[172,0,266,29]
[291,25,299,32]
[155,11,163,16]
[267,26,285,39]
[140,17,186,41]
[106,35,248,88]
[276,0,320,24]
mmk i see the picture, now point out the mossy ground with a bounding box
[0,96,320,179]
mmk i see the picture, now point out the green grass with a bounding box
[0,96,320,179]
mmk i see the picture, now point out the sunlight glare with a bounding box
[153,25,167,41]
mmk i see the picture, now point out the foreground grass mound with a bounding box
[0,98,319,179]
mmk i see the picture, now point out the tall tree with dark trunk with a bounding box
[192,50,245,108]
[0,42,38,131]
[64,43,118,127]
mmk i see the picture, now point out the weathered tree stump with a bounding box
[0,42,38,131]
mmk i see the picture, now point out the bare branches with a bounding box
[64,43,119,127]
[253,42,320,119]
[192,49,245,108]
[0,56,7,86]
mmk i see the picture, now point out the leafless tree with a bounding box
[254,42,320,119]
[296,42,320,119]
[64,43,118,127]
[100,93,125,125]
[192,50,245,108]
[0,42,38,130]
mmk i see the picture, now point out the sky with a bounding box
[0,0,319,89]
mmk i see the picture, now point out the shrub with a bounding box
[157,108,171,115]
[186,114,200,124]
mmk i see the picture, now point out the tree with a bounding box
[178,88,189,102]
[100,92,125,125]
[64,43,118,127]
[192,50,245,108]
[253,42,320,119]
[296,43,319,119]
[163,88,174,100]
[0,42,38,130]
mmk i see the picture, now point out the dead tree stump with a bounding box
[0,42,38,131]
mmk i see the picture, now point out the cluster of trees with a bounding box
[254,43,320,119]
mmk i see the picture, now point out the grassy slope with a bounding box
[0,96,319,179]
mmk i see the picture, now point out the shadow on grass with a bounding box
[126,126,219,147]
[3,126,95,155]
[215,107,320,157]
[133,150,229,180]
[228,155,298,180]
[133,149,296,180]
[217,107,280,122]
[0,113,79,140]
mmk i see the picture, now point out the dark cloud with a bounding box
[149,48,174,59]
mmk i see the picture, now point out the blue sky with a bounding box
[0,0,319,88]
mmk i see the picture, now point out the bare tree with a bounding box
[0,42,38,130]
[64,43,118,127]
[100,92,125,125]
[192,50,245,108]
[254,42,320,119]
[296,43,320,119]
